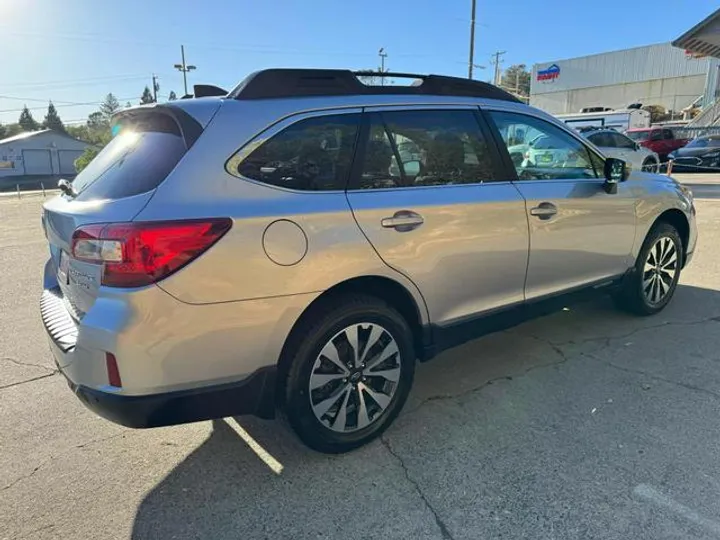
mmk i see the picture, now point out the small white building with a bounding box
[0,130,91,178]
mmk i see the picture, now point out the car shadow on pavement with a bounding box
[131,284,720,539]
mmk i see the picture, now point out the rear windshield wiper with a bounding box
[57,178,77,198]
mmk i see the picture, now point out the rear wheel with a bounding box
[283,294,415,453]
[615,222,682,316]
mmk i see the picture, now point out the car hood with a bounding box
[670,146,720,158]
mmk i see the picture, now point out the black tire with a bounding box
[641,158,658,173]
[282,294,415,453]
[615,222,683,316]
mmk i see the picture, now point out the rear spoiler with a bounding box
[180,84,229,99]
[111,104,204,150]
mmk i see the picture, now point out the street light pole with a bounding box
[173,45,197,96]
[378,48,388,86]
[468,0,477,79]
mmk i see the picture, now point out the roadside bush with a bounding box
[74,147,100,173]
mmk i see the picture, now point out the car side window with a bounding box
[353,109,498,190]
[235,113,359,191]
[662,129,674,140]
[488,111,598,180]
[612,133,636,150]
[590,132,615,148]
[650,130,663,141]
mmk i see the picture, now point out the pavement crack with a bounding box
[0,462,45,492]
[1,356,56,373]
[1,431,127,492]
[0,371,58,391]
[582,352,720,401]
[380,436,455,540]
[408,338,570,416]
[563,315,720,352]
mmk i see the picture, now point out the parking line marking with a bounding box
[633,483,720,535]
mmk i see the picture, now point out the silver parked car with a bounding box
[582,128,660,173]
[41,69,697,453]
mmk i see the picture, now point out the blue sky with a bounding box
[0,0,717,125]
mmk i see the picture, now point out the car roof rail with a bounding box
[227,68,521,103]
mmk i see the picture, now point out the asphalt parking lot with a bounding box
[2,176,720,540]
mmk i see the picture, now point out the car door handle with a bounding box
[529,202,557,220]
[381,211,424,232]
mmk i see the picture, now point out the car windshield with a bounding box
[626,131,650,141]
[685,137,720,149]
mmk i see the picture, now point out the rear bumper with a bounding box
[65,366,277,427]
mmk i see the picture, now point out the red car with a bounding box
[626,127,690,162]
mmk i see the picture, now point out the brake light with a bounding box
[71,218,232,287]
[106,352,122,387]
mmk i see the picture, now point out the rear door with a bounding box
[610,132,643,170]
[486,110,636,300]
[346,106,529,325]
[43,111,193,318]
[586,132,618,159]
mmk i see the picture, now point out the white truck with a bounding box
[556,109,651,132]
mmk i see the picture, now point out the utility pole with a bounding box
[490,50,506,86]
[378,48,388,86]
[152,74,159,103]
[173,45,196,97]
[468,0,477,79]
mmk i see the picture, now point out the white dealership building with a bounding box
[530,42,720,116]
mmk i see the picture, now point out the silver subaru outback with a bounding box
[41,69,697,453]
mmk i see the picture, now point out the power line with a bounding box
[0,97,138,115]
[0,74,154,90]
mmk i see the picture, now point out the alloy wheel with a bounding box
[643,236,678,305]
[642,160,658,173]
[308,323,401,433]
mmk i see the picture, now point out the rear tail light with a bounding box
[105,352,122,387]
[71,218,232,287]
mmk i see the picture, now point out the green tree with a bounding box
[140,86,154,104]
[99,93,121,120]
[43,101,65,132]
[0,122,6,140]
[85,112,111,146]
[501,64,531,96]
[18,106,39,131]
[66,124,90,142]
[168,91,177,101]
[4,123,23,137]
[74,147,100,173]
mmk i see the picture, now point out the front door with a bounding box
[487,110,636,300]
[347,107,529,325]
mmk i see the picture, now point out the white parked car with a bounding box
[583,129,660,172]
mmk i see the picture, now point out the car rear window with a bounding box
[72,113,187,201]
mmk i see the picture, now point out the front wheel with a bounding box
[283,294,415,453]
[615,222,682,316]
[641,158,658,173]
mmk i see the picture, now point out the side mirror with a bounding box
[634,142,640,151]
[603,158,628,194]
[404,160,421,176]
